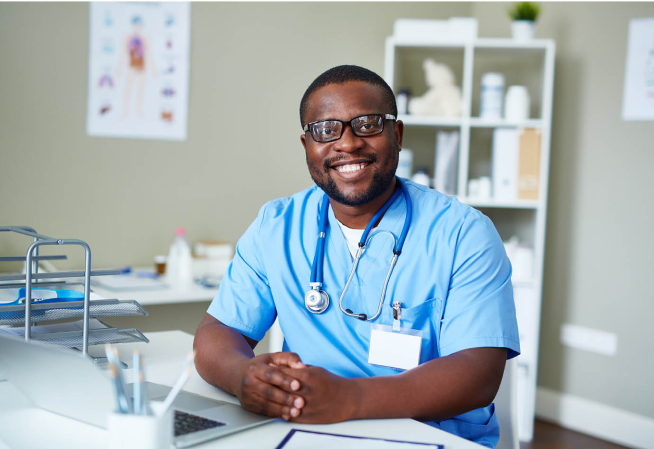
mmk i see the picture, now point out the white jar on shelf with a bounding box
[504,85,531,121]
[480,72,505,119]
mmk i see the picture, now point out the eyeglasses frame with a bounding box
[303,113,397,143]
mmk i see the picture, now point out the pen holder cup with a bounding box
[107,402,173,449]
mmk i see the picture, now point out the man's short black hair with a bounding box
[299,65,397,128]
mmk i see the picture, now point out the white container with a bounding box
[396,148,413,179]
[476,176,492,200]
[396,90,409,115]
[194,241,234,260]
[512,20,536,40]
[166,227,193,287]
[480,73,505,119]
[393,18,478,43]
[107,403,173,449]
[467,177,491,200]
[512,245,535,281]
[504,86,531,121]
[411,169,431,188]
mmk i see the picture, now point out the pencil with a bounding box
[159,350,196,416]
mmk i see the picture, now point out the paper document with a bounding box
[276,430,444,449]
[0,318,109,338]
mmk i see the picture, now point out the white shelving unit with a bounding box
[385,36,555,442]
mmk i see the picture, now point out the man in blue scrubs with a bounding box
[194,65,520,448]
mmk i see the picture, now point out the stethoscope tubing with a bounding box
[308,177,412,320]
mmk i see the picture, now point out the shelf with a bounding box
[29,327,148,348]
[398,115,543,129]
[0,269,121,282]
[0,299,148,326]
[475,38,552,51]
[399,114,461,127]
[392,39,468,50]
[470,118,543,129]
[391,38,553,52]
[458,197,540,209]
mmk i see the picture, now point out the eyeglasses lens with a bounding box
[352,115,384,136]
[311,121,343,142]
[310,115,384,142]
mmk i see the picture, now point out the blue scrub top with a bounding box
[207,179,520,448]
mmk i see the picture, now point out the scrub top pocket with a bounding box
[381,297,443,364]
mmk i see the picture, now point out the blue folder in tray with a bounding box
[0,288,84,307]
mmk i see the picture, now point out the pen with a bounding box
[105,345,130,414]
[133,349,141,415]
[111,347,133,414]
[159,350,196,416]
[140,362,153,416]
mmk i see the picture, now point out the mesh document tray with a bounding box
[0,282,148,325]
[30,327,149,348]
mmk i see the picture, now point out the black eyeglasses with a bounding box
[303,114,396,143]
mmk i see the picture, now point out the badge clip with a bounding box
[392,301,402,331]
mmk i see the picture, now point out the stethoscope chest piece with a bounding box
[305,286,330,314]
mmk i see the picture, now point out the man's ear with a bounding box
[394,120,404,148]
[300,133,307,151]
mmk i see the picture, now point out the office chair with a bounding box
[494,357,520,449]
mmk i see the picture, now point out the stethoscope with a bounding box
[304,177,412,321]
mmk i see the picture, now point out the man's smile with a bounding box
[332,160,371,173]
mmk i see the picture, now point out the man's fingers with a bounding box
[255,365,301,392]
[269,352,305,369]
[248,391,302,419]
[250,377,303,409]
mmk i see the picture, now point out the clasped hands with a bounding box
[236,352,358,423]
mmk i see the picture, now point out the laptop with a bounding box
[0,334,274,448]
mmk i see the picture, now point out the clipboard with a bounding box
[275,429,444,449]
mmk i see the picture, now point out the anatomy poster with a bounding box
[86,3,190,140]
[622,17,654,121]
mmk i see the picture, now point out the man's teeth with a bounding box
[335,163,367,173]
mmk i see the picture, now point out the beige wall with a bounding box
[0,2,467,270]
[2,1,653,423]
[472,2,654,419]
[0,1,470,360]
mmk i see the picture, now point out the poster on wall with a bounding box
[86,2,190,140]
[622,17,654,121]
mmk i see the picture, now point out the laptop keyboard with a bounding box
[174,410,226,437]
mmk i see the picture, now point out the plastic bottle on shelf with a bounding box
[166,227,193,287]
[411,167,431,188]
[480,72,505,119]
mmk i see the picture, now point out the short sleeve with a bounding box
[206,204,277,341]
[439,210,521,359]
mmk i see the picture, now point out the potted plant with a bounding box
[508,2,541,40]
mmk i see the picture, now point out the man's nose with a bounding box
[333,125,365,152]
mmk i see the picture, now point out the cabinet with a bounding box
[384,36,555,441]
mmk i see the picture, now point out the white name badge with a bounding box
[368,323,423,371]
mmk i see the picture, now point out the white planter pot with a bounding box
[512,20,536,40]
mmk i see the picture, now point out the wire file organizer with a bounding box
[0,226,149,357]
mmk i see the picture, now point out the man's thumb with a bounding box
[270,352,305,369]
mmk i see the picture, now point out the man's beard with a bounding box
[308,147,399,207]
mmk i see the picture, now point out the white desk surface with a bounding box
[91,282,218,307]
[0,331,483,449]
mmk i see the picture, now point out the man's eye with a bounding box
[318,128,333,135]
